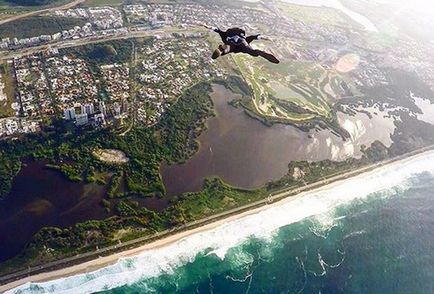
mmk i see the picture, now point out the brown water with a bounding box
[161,85,327,196]
[0,161,170,263]
[161,85,396,196]
[0,85,394,262]
[0,161,110,262]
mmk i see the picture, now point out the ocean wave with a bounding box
[8,152,434,294]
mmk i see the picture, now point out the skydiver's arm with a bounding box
[258,35,272,41]
[202,24,226,43]
[246,34,272,43]
[201,24,223,34]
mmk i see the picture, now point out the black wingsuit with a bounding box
[211,27,280,64]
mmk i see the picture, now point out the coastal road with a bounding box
[0,0,85,26]
[1,145,434,290]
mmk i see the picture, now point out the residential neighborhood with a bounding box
[0,31,227,138]
[135,35,226,125]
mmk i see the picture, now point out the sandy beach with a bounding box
[1,147,434,293]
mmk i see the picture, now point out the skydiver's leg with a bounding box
[212,44,232,59]
[241,45,280,64]
[219,44,232,55]
[257,50,280,64]
[212,48,221,59]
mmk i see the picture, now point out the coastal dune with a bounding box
[3,150,434,293]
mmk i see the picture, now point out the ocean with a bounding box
[8,152,434,294]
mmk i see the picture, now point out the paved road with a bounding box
[0,0,85,26]
[0,27,202,61]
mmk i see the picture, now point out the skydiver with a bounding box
[202,24,280,64]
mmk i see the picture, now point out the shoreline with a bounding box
[1,145,434,292]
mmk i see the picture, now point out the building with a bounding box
[5,119,19,135]
[113,102,121,117]
[99,101,107,116]
[82,103,95,115]
[122,99,129,113]
[75,113,89,126]
[52,33,62,41]
[64,108,76,120]
[94,113,106,126]
[40,35,52,42]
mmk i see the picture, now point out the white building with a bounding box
[82,103,95,115]
[113,102,121,117]
[75,113,89,126]
[64,107,76,120]
[5,119,19,135]
[99,101,107,116]
[94,113,106,126]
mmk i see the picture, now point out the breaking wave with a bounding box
[8,151,434,294]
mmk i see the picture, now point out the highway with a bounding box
[0,27,201,61]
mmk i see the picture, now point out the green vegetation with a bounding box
[177,177,264,219]
[276,1,361,29]
[266,140,391,192]
[0,81,215,201]
[61,40,134,65]
[4,0,63,6]
[215,75,253,98]
[0,62,15,118]
[0,157,21,198]
[232,55,351,138]
[0,1,33,17]
[81,0,122,7]
[100,198,111,213]
[233,55,335,120]
[107,171,122,198]
[0,79,263,273]
[0,16,87,39]
[158,82,215,164]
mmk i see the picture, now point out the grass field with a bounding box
[0,0,70,20]
[80,0,122,7]
[232,52,355,123]
[276,2,362,29]
[0,62,16,118]
[0,5,34,20]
